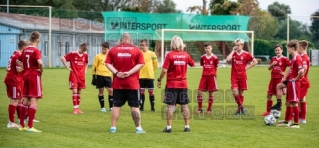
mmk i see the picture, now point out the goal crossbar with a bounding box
[156,29,255,67]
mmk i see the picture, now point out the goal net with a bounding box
[155,29,254,67]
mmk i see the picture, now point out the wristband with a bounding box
[157,78,161,82]
[115,71,118,75]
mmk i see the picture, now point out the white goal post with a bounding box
[155,29,254,67]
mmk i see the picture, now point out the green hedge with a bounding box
[254,39,315,60]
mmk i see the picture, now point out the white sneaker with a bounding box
[26,118,40,123]
[7,122,20,128]
[109,108,113,111]
[299,119,307,124]
[33,119,40,123]
[101,108,107,112]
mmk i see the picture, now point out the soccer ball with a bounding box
[271,110,281,118]
[221,64,226,68]
[264,114,276,125]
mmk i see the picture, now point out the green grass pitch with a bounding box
[0,66,318,148]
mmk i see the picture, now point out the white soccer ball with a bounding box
[271,110,281,118]
[264,114,276,125]
[221,64,226,68]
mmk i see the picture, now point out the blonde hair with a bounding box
[235,38,244,44]
[170,36,184,51]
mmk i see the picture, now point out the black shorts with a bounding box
[164,88,189,105]
[113,89,140,107]
[139,79,154,89]
[96,75,112,89]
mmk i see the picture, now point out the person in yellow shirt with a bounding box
[139,39,158,112]
[92,42,113,112]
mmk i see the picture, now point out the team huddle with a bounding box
[4,31,310,133]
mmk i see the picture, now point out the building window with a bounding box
[65,42,69,55]
[44,41,48,56]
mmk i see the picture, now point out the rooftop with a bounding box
[0,12,104,33]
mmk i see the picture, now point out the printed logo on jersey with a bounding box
[279,61,282,65]
[118,53,132,57]
[240,56,243,60]
[173,55,186,58]
[174,61,186,65]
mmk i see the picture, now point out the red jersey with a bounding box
[18,46,42,76]
[64,51,88,82]
[200,54,218,76]
[300,54,310,80]
[270,56,291,78]
[4,51,23,86]
[105,43,144,89]
[231,51,254,81]
[286,55,303,81]
[162,50,195,88]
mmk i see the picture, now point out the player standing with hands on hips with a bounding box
[61,43,88,115]
[277,40,304,128]
[226,38,258,115]
[106,33,146,134]
[157,36,195,133]
[18,31,44,132]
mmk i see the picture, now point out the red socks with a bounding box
[240,96,244,104]
[16,103,23,119]
[8,104,17,123]
[293,106,299,124]
[19,104,28,127]
[77,93,81,106]
[266,100,273,112]
[197,95,203,110]
[234,95,242,107]
[300,102,307,120]
[72,93,78,108]
[284,106,292,122]
[28,105,37,128]
[207,96,214,111]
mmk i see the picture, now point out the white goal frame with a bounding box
[155,29,254,67]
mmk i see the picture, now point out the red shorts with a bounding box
[69,81,86,89]
[231,80,247,90]
[198,75,218,92]
[286,80,300,103]
[267,78,286,95]
[300,80,310,99]
[23,75,42,98]
[6,84,23,99]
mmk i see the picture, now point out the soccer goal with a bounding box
[155,29,254,67]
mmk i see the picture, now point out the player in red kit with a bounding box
[226,38,258,115]
[195,42,218,114]
[277,40,304,128]
[260,45,290,116]
[106,33,146,134]
[157,36,195,133]
[4,40,28,128]
[18,32,43,132]
[298,40,310,124]
[61,43,88,114]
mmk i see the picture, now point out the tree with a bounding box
[155,0,180,13]
[276,19,311,41]
[310,9,319,48]
[187,0,208,15]
[249,10,280,40]
[267,2,291,19]
[230,0,260,16]
[209,0,238,15]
